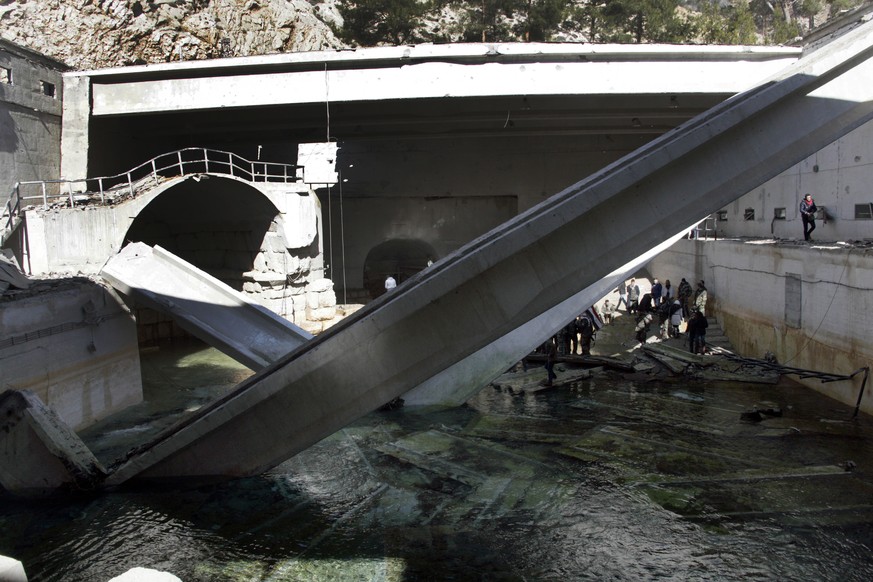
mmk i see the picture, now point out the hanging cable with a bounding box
[324,63,331,143]
[324,62,333,281]
[339,170,347,305]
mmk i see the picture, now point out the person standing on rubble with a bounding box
[678,278,693,319]
[651,278,663,305]
[628,278,641,313]
[687,309,708,354]
[614,281,628,311]
[578,315,594,355]
[694,281,708,316]
[544,338,558,386]
[668,297,683,338]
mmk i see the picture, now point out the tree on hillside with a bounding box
[593,0,692,43]
[516,0,568,41]
[695,0,757,44]
[338,0,432,46]
[454,0,526,42]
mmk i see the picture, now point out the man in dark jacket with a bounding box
[677,278,693,318]
[687,309,709,354]
[800,193,818,241]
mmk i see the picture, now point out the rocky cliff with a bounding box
[0,0,346,70]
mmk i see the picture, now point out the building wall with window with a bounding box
[0,39,68,203]
[713,119,873,242]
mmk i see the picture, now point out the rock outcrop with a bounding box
[0,0,346,70]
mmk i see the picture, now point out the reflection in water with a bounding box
[2,341,873,581]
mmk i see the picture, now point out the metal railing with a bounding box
[690,215,718,240]
[2,148,302,240]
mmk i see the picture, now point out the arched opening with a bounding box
[363,239,437,299]
[124,176,282,343]
[125,176,278,288]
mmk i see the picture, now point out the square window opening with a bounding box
[774,207,786,219]
[0,66,11,84]
[744,208,755,221]
[716,210,728,221]
[855,203,873,220]
[40,80,56,98]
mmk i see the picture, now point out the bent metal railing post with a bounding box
[0,148,301,242]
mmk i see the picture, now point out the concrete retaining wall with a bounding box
[649,239,873,415]
[0,279,143,430]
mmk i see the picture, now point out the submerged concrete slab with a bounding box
[0,390,106,497]
[104,21,873,485]
[100,243,312,371]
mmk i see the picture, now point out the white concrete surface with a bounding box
[107,567,181,582]
[89,56,800,116]
[0,555,26,582]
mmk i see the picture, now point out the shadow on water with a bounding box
[3,342,873,581]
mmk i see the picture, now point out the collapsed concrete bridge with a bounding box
[3,19,873,496]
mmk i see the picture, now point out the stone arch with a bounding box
[124,176,280,291]
[363,238,438,299]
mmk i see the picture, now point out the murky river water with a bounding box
[2,340,873,581]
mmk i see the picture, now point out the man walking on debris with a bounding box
[651,278,663,305]
[687,309,708,354]
[615,281,628,311]
[544,338,558,386]
[678,278,693,318]
[694,281,708,316]
[578,315,594,355]
[668,297,683,338]
[628,278,641,313]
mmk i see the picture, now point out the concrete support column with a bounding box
[60,75,90,186]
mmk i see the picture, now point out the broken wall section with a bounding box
[0,278,143,431]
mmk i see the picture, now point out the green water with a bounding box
[2,341,873,581]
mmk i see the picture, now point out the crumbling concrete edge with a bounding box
[0,390,107,497]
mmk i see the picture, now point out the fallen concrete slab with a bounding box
[100,242,312,370]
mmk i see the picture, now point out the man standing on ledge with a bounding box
[800,193,818,241]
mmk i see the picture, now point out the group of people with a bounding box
[612,276,710,354]
[542,312,597,385]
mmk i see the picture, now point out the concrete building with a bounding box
[0,38,68,202]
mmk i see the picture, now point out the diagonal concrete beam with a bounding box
[100,242,312,371]
[106,21,873,485]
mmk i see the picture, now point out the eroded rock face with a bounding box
[0,0,346,70]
